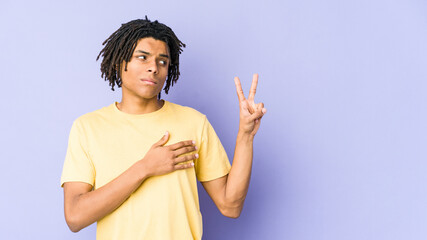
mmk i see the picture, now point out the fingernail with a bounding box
[192,140,196,145]
[194,145,198,150]
[191,162,195,166]
[195,153,199,158]
[165,131,169,136]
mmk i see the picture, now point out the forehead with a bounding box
[134,37,169,55]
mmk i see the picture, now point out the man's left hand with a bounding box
[234,73,267,137]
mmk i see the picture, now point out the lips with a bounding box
[140,78,157,85]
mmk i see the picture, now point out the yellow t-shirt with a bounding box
[61,101,231,240]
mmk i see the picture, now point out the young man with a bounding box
[61,17,266,240]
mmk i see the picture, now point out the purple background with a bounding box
[1,0,426,239]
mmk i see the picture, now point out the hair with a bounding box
[96,16,186,97]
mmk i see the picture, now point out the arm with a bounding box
[202,74,266,218]
[63,132,197,232]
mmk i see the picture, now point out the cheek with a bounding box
[127,62,140,74]
[159,74,168,86]
[121,63,140,80]
[161,68,169,80]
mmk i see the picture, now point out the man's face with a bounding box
[120,37,170,101]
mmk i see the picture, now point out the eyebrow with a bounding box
[135,50,170,59]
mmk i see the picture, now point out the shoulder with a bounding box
[72,104,112,128]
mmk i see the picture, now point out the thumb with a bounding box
[155,131,170,147]
[249,105,265,122]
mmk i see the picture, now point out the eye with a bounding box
[137,55,146,60]
[159,60,167,65]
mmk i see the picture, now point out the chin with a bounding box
[123,84,163,100]
[137,91,161,100]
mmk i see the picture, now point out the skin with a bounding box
[201,74,266,218]
[117,37,170,113]
[63,37,266,232]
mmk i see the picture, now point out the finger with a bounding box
[249,111,264,122]
[250,102,264,115]
[234,77,246,102]
[252,118,261,134]
[173,145,197,157]
[174,153,198,165]
[247,105,255,115]
[248,73,258,101]
[241,101,255,114]
[169,140,196,150]
[254,102,267,115]
[154,131,170,147]
[249,105,265,121]
[174,161,195,170]
[257,102,264,109]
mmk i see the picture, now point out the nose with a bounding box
[147,59,158,74]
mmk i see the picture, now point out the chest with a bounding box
[86,119,200,188]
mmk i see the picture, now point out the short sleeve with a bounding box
[60,119,95,187]
[195,117,231,182]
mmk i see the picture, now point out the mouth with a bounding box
[140,78,157,85]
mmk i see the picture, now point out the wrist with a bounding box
[236,131,254,142]
[132,160,150,182]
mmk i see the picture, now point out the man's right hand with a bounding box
[63,131,198,232]
[137,131,198,178]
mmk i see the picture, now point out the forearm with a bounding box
[65,161,148,232]
[224,131,254,211]
[211,73,264,218]
[65,134,197,232]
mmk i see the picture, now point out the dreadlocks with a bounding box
[96,16,186,97]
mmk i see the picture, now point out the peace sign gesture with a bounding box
[234,73,267,137]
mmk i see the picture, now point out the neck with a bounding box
[116,97,164,115]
